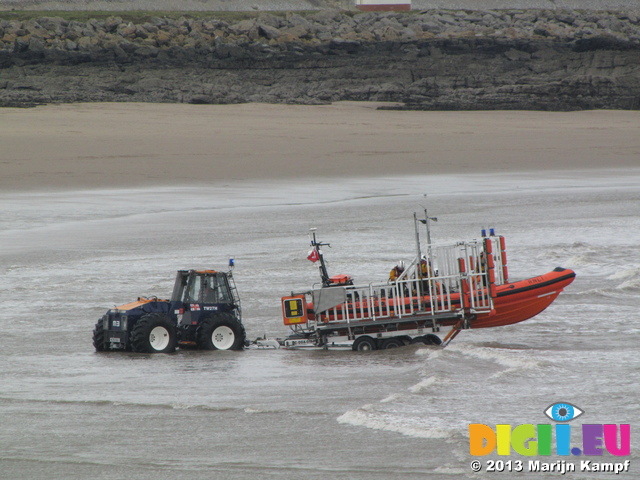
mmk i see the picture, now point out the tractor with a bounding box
[92,266,245,353]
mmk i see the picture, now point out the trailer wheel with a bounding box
[425,334,442,345]
[131,313,177,354]
[92,319,109,352]
[197,313,246,351]
[381,337,404,349]
[411,336,429,345]
[352,336,377,351]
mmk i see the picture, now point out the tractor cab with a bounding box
[171,270,241,328]
[172,270,236,305]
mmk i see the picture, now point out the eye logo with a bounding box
[544,402,584,422]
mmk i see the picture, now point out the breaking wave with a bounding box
[538,242,639,278]
[337,373,448,439]
[0,396,323,417]
[573,266,640,298]
[408,375,439,393]
[449,343,541,376]
[337,405,452,439]
[608,267,640,292]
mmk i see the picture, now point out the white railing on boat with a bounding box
[310,237,506,326]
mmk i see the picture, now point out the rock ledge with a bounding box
[1,10,639,109]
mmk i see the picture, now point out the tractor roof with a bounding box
[178,269,221,275]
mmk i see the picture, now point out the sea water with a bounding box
[0,169,638,479]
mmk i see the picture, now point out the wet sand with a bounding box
[1,102,639,191]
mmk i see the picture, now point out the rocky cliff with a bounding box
[1,9,639,110]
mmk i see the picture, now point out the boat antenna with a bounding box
[417,202,438,269]
[417,197,438,247]
[309,228,332,287]
[413,212,422,260]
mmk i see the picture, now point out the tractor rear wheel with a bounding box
[196,313,246,351]
[92,319,109,352]
[130,313,177,354]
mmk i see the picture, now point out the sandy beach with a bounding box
[1,102,639,191]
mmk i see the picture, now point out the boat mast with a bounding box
[413,212,422,260]
[417,208,437,251]
[415,207,438,279]
[310,229,332,287]
[424,207,437,246]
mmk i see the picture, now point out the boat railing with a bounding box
[315,239,498,325]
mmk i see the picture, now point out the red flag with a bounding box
[307,249,319,263]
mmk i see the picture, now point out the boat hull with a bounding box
[473,268,576,328]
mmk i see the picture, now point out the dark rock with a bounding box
[105,17,123,33]
[259,23,282,40]
[28,36,46,52]
[1,10,639,110]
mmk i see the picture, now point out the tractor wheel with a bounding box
[130,313,177,354]
[92,319,109,352]
[196,313,246,351]
[352,336,377,351]
[380,337,405,349]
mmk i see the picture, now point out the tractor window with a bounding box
[183,273,233,304]
[202,274,233,304]
[184,275,202,303]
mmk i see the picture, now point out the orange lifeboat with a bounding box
[471,267,575,328]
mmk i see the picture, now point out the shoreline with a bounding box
[2,102,639,192]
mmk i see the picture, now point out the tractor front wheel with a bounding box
[131,313,177,354]
[196,313,246,351]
